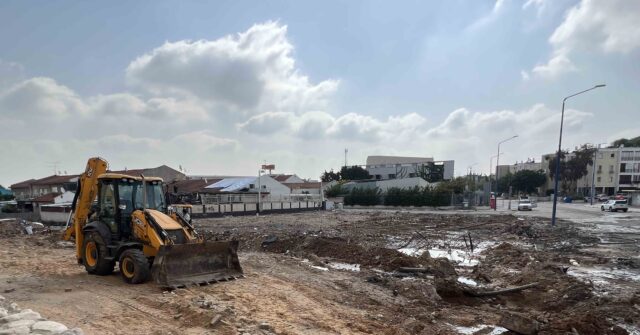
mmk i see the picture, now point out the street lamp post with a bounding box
[489,152,504,202]
[494,135,518,211]
[551,84,606,226]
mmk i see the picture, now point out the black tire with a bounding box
[82,231,115,275]
[623,209,628,212]
[601,206,605,211]
[119,249,150,284]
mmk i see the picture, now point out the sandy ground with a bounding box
[1,209,639,334]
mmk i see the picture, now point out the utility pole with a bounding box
[495,135,518,211]
[551,84,605,226]
[344,148,348,167]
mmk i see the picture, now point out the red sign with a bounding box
[262,164,275,170]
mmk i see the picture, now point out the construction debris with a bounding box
[1,211,639,334]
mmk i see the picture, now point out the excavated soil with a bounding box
[0,210,639,334]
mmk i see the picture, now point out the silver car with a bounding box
[517,199,533,211]
[601,200,629,212]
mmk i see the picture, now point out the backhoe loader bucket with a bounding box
[150,241,243,288]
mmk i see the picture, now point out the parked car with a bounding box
[601,200,629,212]
[517,199,533,211]
[596,194,609,202]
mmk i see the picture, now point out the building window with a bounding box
[619,175,631,184]
[409,173,416,178]
[620,163,626,173]
[597,177,601,183]
[249,184,255,189]
[375,175,381,180]
[597,165,602,173]
[611,153,615,158]
[388,174,396,179]
[609,165,614,173]
[610,177,613,183]
[621,151,633,160]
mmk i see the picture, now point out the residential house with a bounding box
[270,174,305,184]
[285,182,322,195]
[201,175,291,204]
[109,165,185,183]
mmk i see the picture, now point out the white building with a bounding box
[365,156,454,181]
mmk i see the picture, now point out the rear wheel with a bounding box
[119,249,150,284]
[82,231,114,275]
[601,206,604,211]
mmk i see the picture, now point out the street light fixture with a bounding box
[551,84,606,226]
[489,152,504,200]
[494,135,518,211]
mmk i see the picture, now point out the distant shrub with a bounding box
[324,184,346,198]
[384,186,449,207]
[344,187,381,206]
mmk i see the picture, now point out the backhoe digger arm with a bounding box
[63,157,108,263]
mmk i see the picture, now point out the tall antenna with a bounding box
[344,148,348,167]
[46,161,61,175]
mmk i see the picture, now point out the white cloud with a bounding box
[0,77,87,120]
[550,0,640,54]
[531,53,576,79]
[528,0,640,80]
[238,110,429,143]
[237,111,294,135]
[466,0,508,32]
[126,21,338,118]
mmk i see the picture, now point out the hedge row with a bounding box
[343,186,450,207]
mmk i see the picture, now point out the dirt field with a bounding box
[1,211,639,334]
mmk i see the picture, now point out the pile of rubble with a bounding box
[0,295,82,335]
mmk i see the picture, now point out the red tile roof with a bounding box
[10,179,37,189]
[32,175,79,186]
[107,169,146,177]
[168,179,222,194]
[273,174,293,182]
[33,192,61,203]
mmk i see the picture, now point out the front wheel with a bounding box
[119,249,151,284]
[601,206,605,211]
[623,209,628,212]
[82,231,114,275]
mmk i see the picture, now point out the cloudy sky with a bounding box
[1,0,639,186]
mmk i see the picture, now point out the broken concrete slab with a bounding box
[498,311,539,334]
[31,320,69,334]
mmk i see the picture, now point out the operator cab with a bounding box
[96,174,165,239]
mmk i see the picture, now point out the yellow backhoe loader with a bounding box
[63,157,242,287]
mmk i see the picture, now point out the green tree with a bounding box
[435,177,467,194]
[340,166,371,181]
[320,169,340,182]
[324,183,346,197]
[497,172,513,193]
[511,170,547,194]
[548,144,595,194]
[610,136,640,148]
